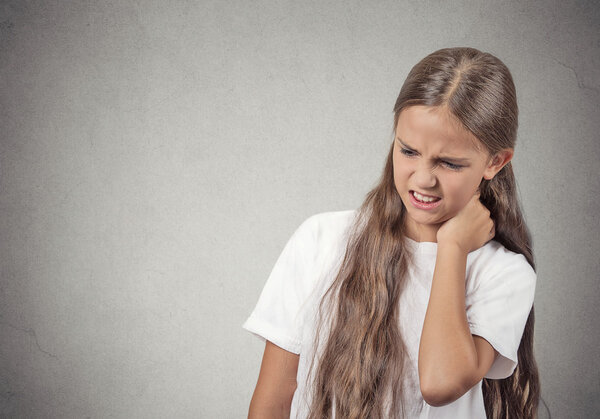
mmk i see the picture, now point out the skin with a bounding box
[393,105,514,406]
[248,104,515,416]
[248,341,299,418]
[393,105,512,243]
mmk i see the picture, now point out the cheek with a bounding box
[392,162,411,188]
[446,175,481,206]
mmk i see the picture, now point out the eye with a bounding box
[399,146,464,171]
[442,161,463,171]
[400,147,417,157]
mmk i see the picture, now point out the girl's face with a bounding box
[392,105,512,242]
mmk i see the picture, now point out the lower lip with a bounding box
[409,191,442,210]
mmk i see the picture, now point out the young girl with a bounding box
[243,47,539,418]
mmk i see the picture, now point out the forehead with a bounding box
[396,106,484,154]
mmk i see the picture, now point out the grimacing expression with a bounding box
[392,105,512,242]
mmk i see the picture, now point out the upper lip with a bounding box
[411,190,441,199]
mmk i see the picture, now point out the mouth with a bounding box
[408,190,443,210]
[410,190,441,203]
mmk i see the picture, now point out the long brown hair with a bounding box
[305,47,540,418]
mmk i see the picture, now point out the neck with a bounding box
[404,221,441,243]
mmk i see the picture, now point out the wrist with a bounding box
[436,240,469,257]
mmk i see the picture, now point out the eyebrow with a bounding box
[396,138,472,163]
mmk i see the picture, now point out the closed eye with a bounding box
[442,161,463,171]
[400,147,417,157]
[400,147,464,171]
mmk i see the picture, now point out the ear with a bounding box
[482,149,514,180]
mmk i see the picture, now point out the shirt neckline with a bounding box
[404,236,438,255]
[404,236,494,257]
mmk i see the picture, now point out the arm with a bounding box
[418,193,498,407]
[418,243,498,407]
[248,340,300,419]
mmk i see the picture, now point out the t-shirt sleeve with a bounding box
[241,215,318,354]
[465,248,537,379]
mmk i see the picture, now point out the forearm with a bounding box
[418,242,478,404]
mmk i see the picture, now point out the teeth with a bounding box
[413,191,439,203]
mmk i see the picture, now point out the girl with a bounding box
[243,47,539,418]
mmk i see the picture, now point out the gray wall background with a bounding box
[1,0,598,418]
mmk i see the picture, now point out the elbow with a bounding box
[418,357,481,407]
[419,376,470,407]
[420,382,461,407]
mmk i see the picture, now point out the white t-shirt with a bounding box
[242,209,536,418]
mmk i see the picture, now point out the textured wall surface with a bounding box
[1,1,598,418]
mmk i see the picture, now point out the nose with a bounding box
[413,162,437,189]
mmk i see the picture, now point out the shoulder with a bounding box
[286,209,358,271]
[294,209,358,244]
[466,240,536,290]
[300,209,357,228]
[470,240,534,272]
